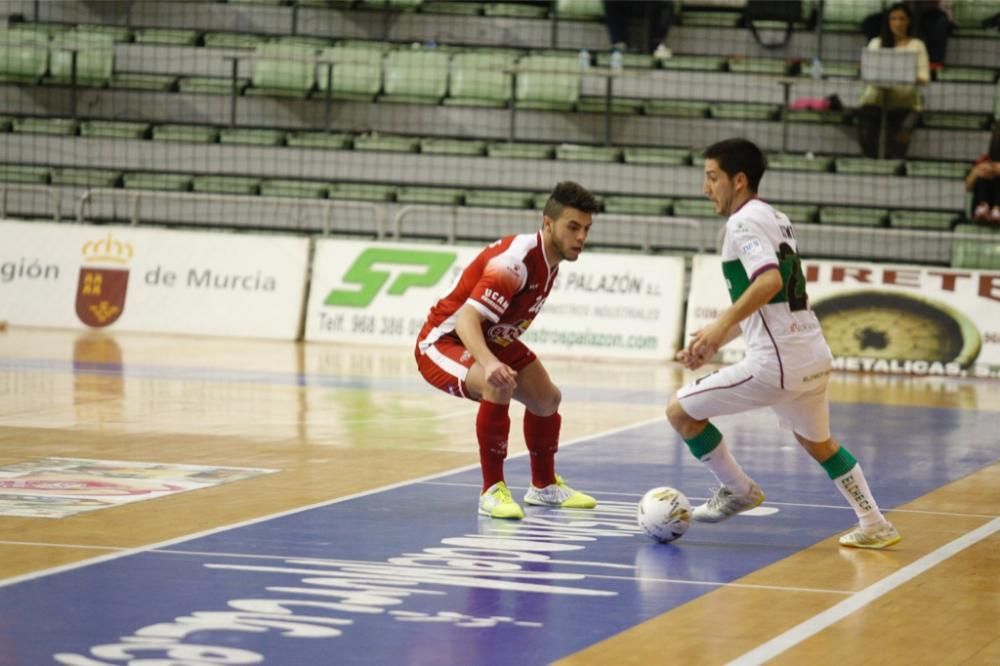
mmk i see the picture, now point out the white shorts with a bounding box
[676,360,832,442]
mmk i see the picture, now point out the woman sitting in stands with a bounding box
[857,3,930,159]
[966,125,1000,225]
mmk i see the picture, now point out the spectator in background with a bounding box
[857,3,930,159]
[862,0,952,68]
[603,0,674,60]
[966,125,1000,225]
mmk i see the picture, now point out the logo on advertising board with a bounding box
[76,232,133,328]
[324,248,457,307]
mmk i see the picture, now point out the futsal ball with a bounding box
[637,486,691,543]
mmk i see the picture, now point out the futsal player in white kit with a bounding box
[666,138,901,549]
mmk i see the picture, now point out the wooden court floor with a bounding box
[0,326,997,665]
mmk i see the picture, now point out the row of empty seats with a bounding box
[0,160,966,231]
[0,115,975,180]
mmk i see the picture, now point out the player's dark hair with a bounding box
[543,181,600,219]
[879,2,913,48]
[703,138,768,192]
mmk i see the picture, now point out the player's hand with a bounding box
[484,360,518,391]
[973,162,995,179]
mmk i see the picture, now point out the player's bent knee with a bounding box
[666,395,694,432]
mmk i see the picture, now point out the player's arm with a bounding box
[684,269,782,366]
[455,303,517,390]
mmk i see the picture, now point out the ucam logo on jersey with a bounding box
[307,240,687,360]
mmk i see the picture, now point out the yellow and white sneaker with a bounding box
[523,475,597,509]
[839,521,901,549]
[479,481,524,519]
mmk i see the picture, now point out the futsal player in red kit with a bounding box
[415,181,600,519]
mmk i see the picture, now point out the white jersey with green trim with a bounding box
[721,198,832,390]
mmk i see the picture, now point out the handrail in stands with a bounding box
[0,183,62,223]
[394,204,705,253]
[75,188,385,238]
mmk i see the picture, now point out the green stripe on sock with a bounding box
[821,446,857,479]
[684,422,722,459]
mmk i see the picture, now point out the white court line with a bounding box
[726,516,1000,666]
[0,415,663,590]
[583,572,852,596]
[421,481,999,519]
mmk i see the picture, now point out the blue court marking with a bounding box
[1,404,997,665]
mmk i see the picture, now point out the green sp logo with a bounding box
[324,248,457,307]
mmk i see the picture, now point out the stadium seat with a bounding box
[0,35,48,84]
[487,142,555,159]
[74,25,131,42]
[673,198,720,219]
[286,131,353,149]
[464,189,535,208]
[260,179,329,198]
[396,186,464,205]
[594,51,654,69]
[801,60,859,78]
[728,57,790,75]
[422,2,483,15]
[152,124,219,143]
[556,0,605,20]
[555,143,621,162]
[768,153,833,172]
[951,0,1000,33]
[603,195,673,216]
[906,160,972,179]
[446,52,515,108]
[622,147,691,166]
[889,210,957,230]
[774,203,819,223]
[316,46,383,100]
[219,128,286,146]
[51,168,120,187]
[48,32,113,86]
[680,10,743,28]
[577,96,644,114]
[785,109,846,125]
[821,0,883,31]
[419,137,488,156]
[484,3,548,18]
[382,48,449,103]
[710,103,780,121]
[353,133,420,152]
[249,44,317,97]
[644,100,710,118]
[935,67,997,84]
[123,172,192,191]
[658,55,726,72]
[921,112,989,130]
[134,28,200,46]
[192,175,261,195]
[834,158,904,176]
[514,56,580,110]
[951,224,1000,269]
[328,183,396,201]
[819,206,887,226]
[12,117,78,135]
[203,32,268,49]
[80,120,150,139]
[0,164,49,184]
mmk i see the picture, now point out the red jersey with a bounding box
[417,232,557,353]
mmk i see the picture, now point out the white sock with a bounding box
[699,439,753,496]
[832,464,885,528]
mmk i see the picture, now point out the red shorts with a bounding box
[414,334,536,401]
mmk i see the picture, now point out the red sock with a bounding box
[524,411,560,488]
[476,400,510,492]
